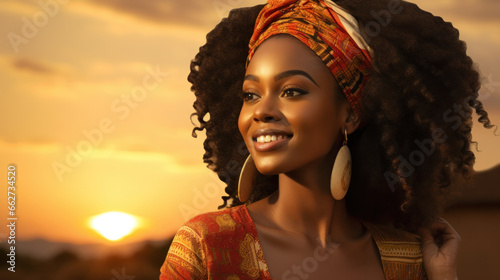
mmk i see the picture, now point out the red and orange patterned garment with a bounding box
[160,205,427,280]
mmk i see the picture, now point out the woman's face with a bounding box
[238,35,352,175]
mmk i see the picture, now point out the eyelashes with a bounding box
[241,85,309,102]
[281,85,308,98]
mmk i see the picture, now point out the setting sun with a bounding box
[89,212,139,241]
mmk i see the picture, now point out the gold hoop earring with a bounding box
[238,154,258,203]
[330,128,352,200]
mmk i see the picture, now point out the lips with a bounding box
[251,128,293,152]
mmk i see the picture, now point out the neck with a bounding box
[263,158,363,247]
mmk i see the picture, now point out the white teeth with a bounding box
[256,134,289,143]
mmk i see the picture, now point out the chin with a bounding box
[257,168,280,176]
[254,159,292,176]
[254,164,280,176]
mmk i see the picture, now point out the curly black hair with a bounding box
[187,0,495,232]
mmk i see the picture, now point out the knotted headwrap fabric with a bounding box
[247,0,373,119]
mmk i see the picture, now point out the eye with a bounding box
[242,91,260,102]
[281,86,308,98]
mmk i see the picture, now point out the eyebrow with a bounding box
[275,70,319,87]
[244,70,319,87]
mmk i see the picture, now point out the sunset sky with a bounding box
[0,0,499,245]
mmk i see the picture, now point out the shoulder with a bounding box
[182,205,254,238]
[363,222,427,279]
[161,205,254,279]
[170,205,255,256]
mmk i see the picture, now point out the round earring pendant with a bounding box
[330,145,352,200]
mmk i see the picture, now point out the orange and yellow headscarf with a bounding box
[247,0,373,119]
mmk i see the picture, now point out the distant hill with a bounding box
[450,164,500,206]
[443,164,500,280]
[0,238,174,280]
[0,238,169,260]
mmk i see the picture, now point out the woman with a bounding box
[161,0,494,279]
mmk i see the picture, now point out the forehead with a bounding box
[246,35,329,75]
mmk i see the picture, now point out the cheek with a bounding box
[288,100,341,149]
[238,106,251,139]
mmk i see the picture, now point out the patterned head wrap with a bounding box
[247,0,373,119]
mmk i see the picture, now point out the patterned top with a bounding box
[160,205,427,279]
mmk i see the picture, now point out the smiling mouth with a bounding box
[253,134,292,143]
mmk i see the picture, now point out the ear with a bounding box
[343,103,361,135]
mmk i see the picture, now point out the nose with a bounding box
[253,94,281,123]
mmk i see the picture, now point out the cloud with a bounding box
[0,0,39,16]
[448,1,500,22]
[12,57,56,74]
[85,0,217,27]
[412,0,500,22]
